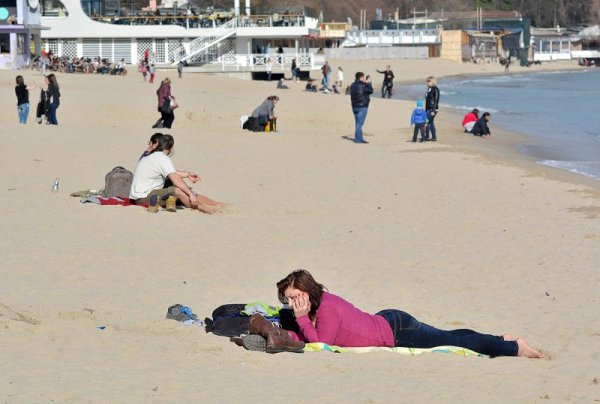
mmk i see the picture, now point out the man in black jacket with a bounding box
[350,72,373,144]
[376,65,395,98]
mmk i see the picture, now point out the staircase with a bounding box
[172,19,237,64]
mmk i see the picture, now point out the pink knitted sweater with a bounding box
[290,292,394,347]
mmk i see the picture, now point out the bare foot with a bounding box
[516,337,544,358]
[502,334,515,341]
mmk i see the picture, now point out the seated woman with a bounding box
[250,95,278,132]
[243,269,544,358]
[461,108,479,133]
[471,112,492,137]
[130,134,227,213]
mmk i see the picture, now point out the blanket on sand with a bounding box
[304,343,487,357]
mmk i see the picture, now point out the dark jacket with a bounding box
[471,117,491,136]
[425,85,439,112]
[350,81,373,108]
[47,84,60,107]
[376,69,395,84]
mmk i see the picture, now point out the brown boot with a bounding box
[248,314,304,354]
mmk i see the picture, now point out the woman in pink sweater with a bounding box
[274,269,543,358]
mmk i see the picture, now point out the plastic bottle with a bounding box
[51,177,59,192]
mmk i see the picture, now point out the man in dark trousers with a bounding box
[376,65,395,98]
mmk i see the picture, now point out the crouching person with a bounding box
[130,134,226,214]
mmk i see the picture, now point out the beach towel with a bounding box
[79,195,144,207]
[303,343,487,357]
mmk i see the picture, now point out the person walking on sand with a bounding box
[321,61,332,90]
[350,72,373,144]
[177,60,184,78]
[149,63,156,83]
[376,65,395,99]
[337,66,344,88]
[423,76,440,141]
[241,269,545,358]
[15,75,36,124]
[45,74,60,125]
[157,78,176,129]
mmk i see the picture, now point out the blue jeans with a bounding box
[425,110,437,140]
[377,309,518,357]
[48,102,59,125]
[352,107,368,142]
[18,103,30,124]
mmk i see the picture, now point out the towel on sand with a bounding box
[304,343,487,357]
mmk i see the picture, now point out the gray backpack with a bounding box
[103,166,133,198]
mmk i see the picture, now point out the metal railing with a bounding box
[216,52,324,71]
[172,18,237,63]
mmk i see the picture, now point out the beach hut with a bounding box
[0,0,47,69]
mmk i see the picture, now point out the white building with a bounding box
[37,0,323,72]
[0,0,46,68]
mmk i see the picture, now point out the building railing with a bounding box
[216,52,324,71]
[84,13,307,29]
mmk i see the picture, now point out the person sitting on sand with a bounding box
[461,108,479,133]
[471,112,492,137]
[242,269,544,358]
[276,78,289,89]
[305,80,318,92]
[130,134,226,214]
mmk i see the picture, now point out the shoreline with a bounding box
[327,58,600,190]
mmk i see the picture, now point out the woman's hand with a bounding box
[291,294,311,317]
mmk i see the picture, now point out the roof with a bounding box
[430,10,522,19]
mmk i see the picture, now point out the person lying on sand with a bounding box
[242,269,544,358]
[130,134,226,214]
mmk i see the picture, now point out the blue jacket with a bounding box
[350,81,373,108]
[411,108,427,125]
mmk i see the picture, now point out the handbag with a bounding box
[169,98,179,110]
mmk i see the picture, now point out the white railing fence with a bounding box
[172,18,237,63]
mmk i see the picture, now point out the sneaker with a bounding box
[147,194,159,213]
[165,196,177,212]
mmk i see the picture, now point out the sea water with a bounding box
[395,69,600,180]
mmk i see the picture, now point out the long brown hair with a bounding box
[277,269,325,320]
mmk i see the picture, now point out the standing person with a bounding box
[424,76,440,141]
[177,60,184,78]
[148,63,156,83]
[15,75,36,124]
[265,56,273,81]
[321,61,331,90]
[337,66,344,88]
[242,269,545,358]
[410,99,427,142]
[291,58,298,82]
[471,112,492,137]
[349,72,373,144]
[45,74,60,125]
[157,78,175,129]
[140,61,148,82]
[376,65,395,98]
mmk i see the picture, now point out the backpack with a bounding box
[103,166,133,198]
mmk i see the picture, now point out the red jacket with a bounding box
[462,112,477,126]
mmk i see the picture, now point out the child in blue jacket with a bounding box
[410,99,428,142]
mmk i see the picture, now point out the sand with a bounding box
[0,58,598,402]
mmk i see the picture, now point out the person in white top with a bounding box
[337,67,344,88]
[130,134,226,213]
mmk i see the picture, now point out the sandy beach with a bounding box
[1,57,599,402]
